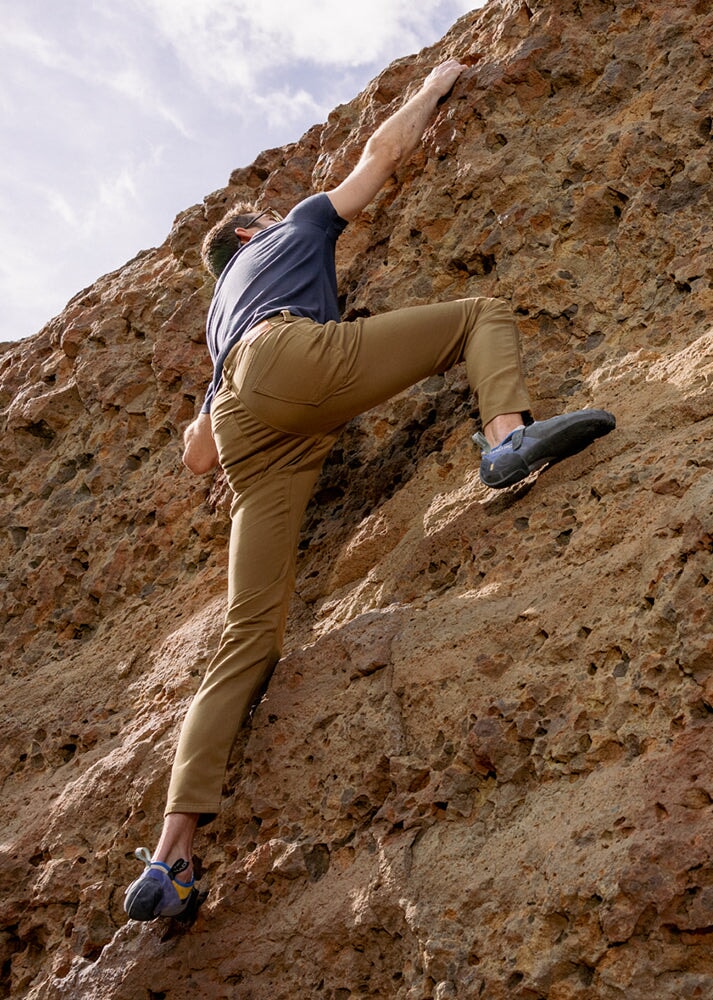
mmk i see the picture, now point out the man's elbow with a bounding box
[364,136,403,174]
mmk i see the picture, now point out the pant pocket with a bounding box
[249,321,347,407]
[211,382,275,485]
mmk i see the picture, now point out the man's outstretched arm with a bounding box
[327,58,465,222]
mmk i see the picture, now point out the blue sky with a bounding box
[0,0,483,343]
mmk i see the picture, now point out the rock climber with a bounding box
[124,58,615,920]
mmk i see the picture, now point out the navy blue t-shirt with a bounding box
[202,193,348,413]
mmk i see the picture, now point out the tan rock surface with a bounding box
[2,1,713,997]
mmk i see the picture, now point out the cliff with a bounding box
[1,1,713,998]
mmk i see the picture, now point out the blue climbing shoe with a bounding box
[476,408,616,489]
[124,847,198,921]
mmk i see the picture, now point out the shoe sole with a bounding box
[481,410,616,488]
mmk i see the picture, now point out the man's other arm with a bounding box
[327,59,465,223]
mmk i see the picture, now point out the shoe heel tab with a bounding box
[472,431,491,454]
[134,847,152,868]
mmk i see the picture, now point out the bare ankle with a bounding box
[483,412,525,447]
[152,811,199,873]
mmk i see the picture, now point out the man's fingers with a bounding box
[424,59,466,96]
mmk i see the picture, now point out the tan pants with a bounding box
[165,297,532,820]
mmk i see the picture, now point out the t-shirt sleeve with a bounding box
[286,192,348,237]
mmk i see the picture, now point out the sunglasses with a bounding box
[247,208,283,228]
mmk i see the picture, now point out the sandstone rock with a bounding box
[1,1,713,997]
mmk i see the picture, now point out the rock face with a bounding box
[2,0,713,997]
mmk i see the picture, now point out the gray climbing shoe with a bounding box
[476,409,616,488]
[124,847,198,921]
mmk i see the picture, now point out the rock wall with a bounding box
[1,1,713,997]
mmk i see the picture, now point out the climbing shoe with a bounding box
[124,847,198,921]
[476,408,616,489]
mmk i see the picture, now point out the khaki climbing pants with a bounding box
[165,297,532,821]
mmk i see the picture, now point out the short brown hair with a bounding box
[201,201,260,279]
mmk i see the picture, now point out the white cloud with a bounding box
[109,65,193,138]
[3,20,62,70]
[137,0,474,98]
[250,86,324,130]
[98,168,140,215]
[43,188,79,228]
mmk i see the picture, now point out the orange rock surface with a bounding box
[2,2,713,997]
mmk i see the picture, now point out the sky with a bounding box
[0,0,485,343]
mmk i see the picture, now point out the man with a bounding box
[124,59,614,920]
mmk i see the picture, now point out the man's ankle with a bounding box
[483,412,525,448]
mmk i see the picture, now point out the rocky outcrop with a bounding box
[1,1,712,997]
